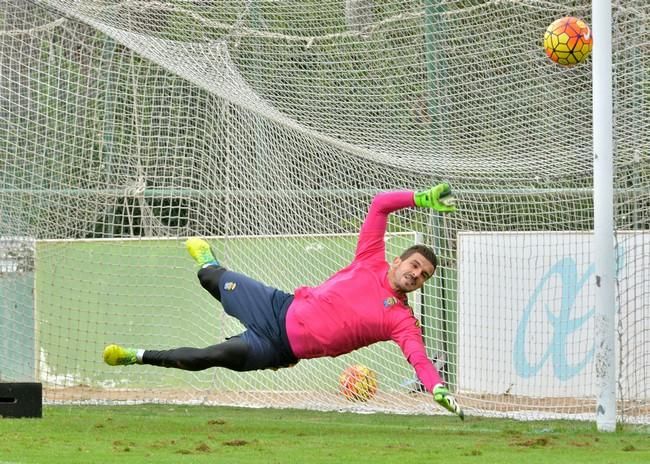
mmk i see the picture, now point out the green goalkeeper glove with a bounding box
[433,384,465,420]
[414,183,457,213]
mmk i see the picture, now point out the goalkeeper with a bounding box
[104,183,464,419]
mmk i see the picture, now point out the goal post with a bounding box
[592,0,616,433]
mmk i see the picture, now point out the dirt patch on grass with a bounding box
[511,437,551,447]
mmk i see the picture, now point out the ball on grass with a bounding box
[338,364,378,402]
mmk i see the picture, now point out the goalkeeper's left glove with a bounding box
[433,384,465,420]
[414,183,457,213]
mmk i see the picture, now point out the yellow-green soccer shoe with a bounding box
[185,238,218,267]
[103,344,137,366]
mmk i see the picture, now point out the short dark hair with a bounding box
[400,244,437,270]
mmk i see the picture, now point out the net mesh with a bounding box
[1,0,648,422]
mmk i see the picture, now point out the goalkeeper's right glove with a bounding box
[433,384,465,420]
[414,183,457,213]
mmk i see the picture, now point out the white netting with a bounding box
[1,0,648,422]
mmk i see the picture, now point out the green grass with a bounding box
[0,406,648,463]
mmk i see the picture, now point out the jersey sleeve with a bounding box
[390,313,443,392]
[355,191,415,261]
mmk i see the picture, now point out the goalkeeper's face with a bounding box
[388,252,435,294]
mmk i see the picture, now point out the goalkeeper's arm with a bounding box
[393,320,464,420]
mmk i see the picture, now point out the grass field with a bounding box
[1,406,648,463]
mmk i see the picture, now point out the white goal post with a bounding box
[592,0,616,433]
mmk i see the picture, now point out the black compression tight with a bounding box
[197,265,227,301]
[142,336,249,372]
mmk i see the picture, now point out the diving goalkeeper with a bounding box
[103,183,464,419]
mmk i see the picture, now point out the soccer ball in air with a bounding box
[543,16,593,66]
[338,364,378,402]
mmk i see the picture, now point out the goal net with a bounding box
[1,0,648,422]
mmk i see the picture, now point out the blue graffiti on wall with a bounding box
[514,246,624,381]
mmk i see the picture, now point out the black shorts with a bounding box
[218,270,298,370]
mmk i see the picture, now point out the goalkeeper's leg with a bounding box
[196,265,228,301]
[185,238,229,301]
[104,337,250,371]
[141,337,249,371]
[104,331,297,371]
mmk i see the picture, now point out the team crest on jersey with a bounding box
[383,297,398,308]
[224,281,237,291]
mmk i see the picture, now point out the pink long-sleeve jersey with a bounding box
[285,190,443,392]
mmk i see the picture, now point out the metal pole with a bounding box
[593,0,616,432]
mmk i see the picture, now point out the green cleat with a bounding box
[185,237,219,267]
[103,344,137,366]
